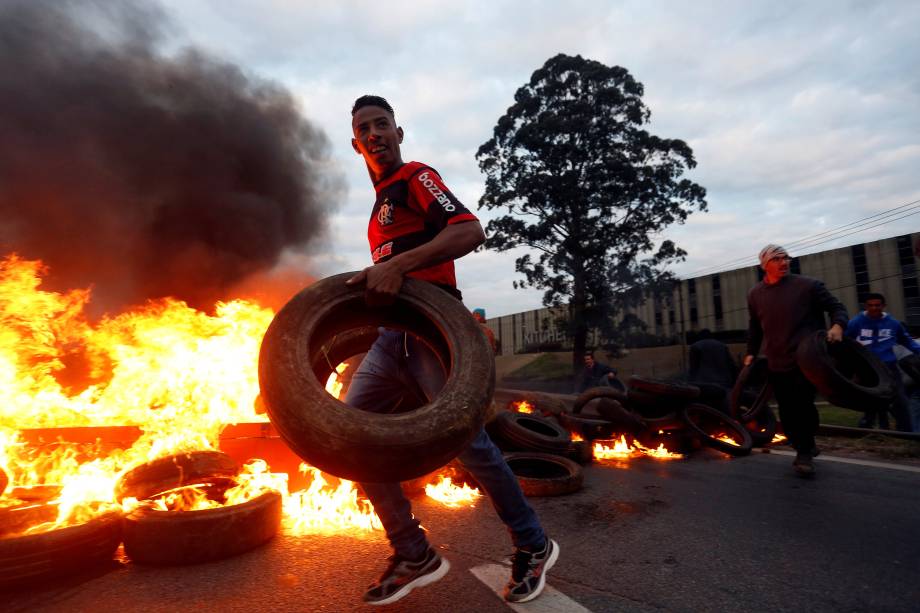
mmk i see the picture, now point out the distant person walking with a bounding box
[575,350,624,393]
[845,292,919,432]
[744,244,848,477]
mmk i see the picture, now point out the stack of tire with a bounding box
[486,391,585,497]
[117,451,282,565]
[563,376,754,457]
[729,357,780,447]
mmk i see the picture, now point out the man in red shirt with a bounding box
[345,95,557,606]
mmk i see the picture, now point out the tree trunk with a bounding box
[570,273,589,375]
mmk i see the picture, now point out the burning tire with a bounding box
[115,450,239,503]
[494,389,569,416]
[626,388,687,418]
[628,376,700,400]
[555,412,619,441]
[0,511,122,590]
[258,273,495,483]
[0,468,6,497]
[573,387,628,414]
[730,357,772,422]
[797,331,895,411]
[503,452,583,497]
[744,408,777,447]
[123,490,282,565]
[488,410,572,454]
[681,403,752,457]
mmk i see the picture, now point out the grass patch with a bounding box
[507,353,571,380]
[814,434,920,460]
[817,404,862,427]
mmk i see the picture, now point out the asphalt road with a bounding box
[6,449,920,613]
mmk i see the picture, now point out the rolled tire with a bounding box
[730,357,772,422]
[124,490,282,565]
[628,376,700,400]
[797,331,895,410]
[745,408,777,447]
[555,412,619,441]
[258,273,494,483]
[488,411,572,453]
[681,403,752,457]
[573,387,628,414]
[0,512,122,590]
[115,451,239,503]
[503,452,583,497]
[898,353,920,383]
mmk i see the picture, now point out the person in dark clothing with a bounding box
[845,292,920,431]
[688,329,738,413]
[346,95,557,606]
[744,244,848,477]
[575,350,625,393]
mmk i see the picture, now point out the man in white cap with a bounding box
[744,244,848,476]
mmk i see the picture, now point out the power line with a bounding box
[684,197,920,278]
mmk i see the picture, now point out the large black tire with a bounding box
[642,411,686,433]
[115,451,239,503]
[489,411,572,453]
[681,403,752,457]
[628,376,700,400]
[503,452,583,497]
[124,490,282,565]
[0,512,122,590]
[258,273,495,483]
[572,387,628,414]
[730,357,772,422]
[797,331,895,411]
[555,412,619,441]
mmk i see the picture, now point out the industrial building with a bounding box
[486,232,920,356]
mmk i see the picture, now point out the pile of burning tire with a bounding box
[0,451,282,591]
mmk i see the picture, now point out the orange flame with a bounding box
[714,434,740,447]
[593,434,683,460]
[513,400,534,413]
[424,475,480,508]
[570,431,584,442]
[0,255,387,536]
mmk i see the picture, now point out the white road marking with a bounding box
[769,449,920,473]
[470,563,592,612]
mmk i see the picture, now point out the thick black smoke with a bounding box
[0,0,341,312]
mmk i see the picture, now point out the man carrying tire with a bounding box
[345,95,557,606]
[744,244,848,477]
[845,292,919,431]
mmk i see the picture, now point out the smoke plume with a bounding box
[0,0,341,312]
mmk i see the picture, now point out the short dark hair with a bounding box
[865,292,886,304]
[584,350,594,358]
[352,95,394,118]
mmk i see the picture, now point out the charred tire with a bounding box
[730,357,772,422]
[488,411,572,453]
[573,387,629,414]
[797,331,895,410]
[642,411,686,433]
[115,451,239,503]
[555,412,618,441]
[567,440,594,464]
[744,408,777,447]
[0,512,122,590]
[681,403,752,457]
[503,452,583,497]
[628,376,700,400]
[258,273,494,483]
[124,490,282,565]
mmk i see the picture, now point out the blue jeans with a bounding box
[346,329,545,560]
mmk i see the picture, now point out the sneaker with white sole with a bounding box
[504,539,559,603]
[363,547,450,606]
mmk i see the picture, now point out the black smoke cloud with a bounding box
[0,0,341,312]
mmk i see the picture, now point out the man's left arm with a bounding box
[815,280,848,342]
[895,322,920,354]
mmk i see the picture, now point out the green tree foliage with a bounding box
[476,54,706,370]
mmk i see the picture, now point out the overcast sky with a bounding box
[159,0,920,317]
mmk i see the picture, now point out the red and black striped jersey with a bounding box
[368,161,478,299]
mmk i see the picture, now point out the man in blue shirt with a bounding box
[845,292,920,431]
